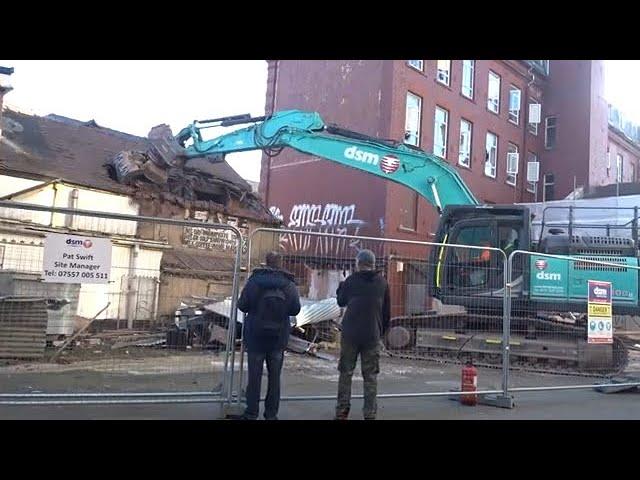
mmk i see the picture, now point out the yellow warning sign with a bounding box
[588,303,612,317]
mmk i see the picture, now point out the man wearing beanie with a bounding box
[334,249,390,420]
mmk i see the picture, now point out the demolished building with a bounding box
[0,107,279,335]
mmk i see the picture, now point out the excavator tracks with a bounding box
[385,313,629,377]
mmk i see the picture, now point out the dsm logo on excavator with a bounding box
[344,146,379,165]
[344,147,401,174]
[534,259,561,281]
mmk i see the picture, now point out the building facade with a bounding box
[262,60,640,243]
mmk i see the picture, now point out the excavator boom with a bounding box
[172,110,478,212]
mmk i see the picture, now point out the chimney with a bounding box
[0,66,15,138]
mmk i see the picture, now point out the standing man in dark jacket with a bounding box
[335,249,390,420]
[237,252,301,420]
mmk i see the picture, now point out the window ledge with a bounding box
[435,78,452,90]
[398,226,418,234]
[461,93,475,103]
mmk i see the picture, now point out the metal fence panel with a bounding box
[0,201,242,403]
[226,227,510,415]
[504,250,640,393]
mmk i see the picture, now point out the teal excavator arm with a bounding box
[173,110,479,212]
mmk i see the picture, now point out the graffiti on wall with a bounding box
[270,203,366,256]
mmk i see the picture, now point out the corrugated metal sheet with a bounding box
[0,297,48,359]
[0,271,80,336]
[296,298,341,327]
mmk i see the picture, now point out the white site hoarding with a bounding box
[43,233,112,284]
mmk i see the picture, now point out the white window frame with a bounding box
[528,100,540,135]
[506,143,519,186]
[617,153,624,183]
[607,146,611,175]
[488,71,501,114]
[437,60,451,86]
[545,116,557,149]
[526,152,538,193]
[485,132,498,178]
[508,86,521,125]
[405,92,422,147]
[407,60,423,71]
[459,119,472,168]
[433,106,449,158]
[461,60,475,99]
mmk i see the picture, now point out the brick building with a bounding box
[261,60,640,243]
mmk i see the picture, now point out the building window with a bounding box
[527,60,550,76]
[543,173,555,202]
[433,106,449,158]
[405,92,422,146]
[633,162,637,183]
[400,192,419,231]
[526,152,538,193]
[545,116,557,149]
[607,146,611,176]
[437,60,451,86]
[488,71,501,114]
[506,143,519,186]
[461,60,474,99]
[528,100,540,135]
[485,132,498,178]
[617,153,624,183]
[407,60,423,71]
[508,86,521,125]
[459,119,472,167]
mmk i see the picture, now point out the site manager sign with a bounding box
[43,233,112,284]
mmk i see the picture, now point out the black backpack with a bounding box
[255,287,288,337]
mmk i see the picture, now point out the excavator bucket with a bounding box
[146,124,187,168]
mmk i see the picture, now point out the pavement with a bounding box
[0,351,638,420]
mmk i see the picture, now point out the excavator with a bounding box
[149,110,638,375]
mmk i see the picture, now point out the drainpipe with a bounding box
[153,276,161,323]
[520,67,535,203]
[126,243,140,329]
[49,182,59,226]
[66,188,79,228]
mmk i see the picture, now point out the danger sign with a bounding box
[587,280,613,345]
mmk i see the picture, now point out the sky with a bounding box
[0,60,268,182]
[1,60,640,183]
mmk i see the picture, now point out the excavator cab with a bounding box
[431,205,530,313]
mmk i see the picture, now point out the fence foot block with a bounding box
[448,390,515,409]
[594,376,640,394]
[221,402,245,419]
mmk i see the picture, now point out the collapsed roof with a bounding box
[0,109,275,223]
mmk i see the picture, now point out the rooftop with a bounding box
[0,108,272,221]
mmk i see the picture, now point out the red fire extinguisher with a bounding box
[461,361,478,406]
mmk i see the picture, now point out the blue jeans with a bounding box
[244,349,285,420]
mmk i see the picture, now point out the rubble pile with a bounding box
[106,124,272,219]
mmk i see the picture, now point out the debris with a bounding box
[111,333,166,350]
[51,303,111,361]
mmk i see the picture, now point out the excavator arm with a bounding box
[172,110,479,212]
